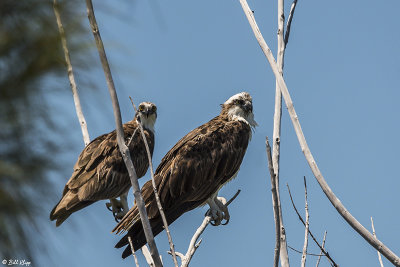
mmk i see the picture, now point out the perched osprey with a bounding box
[50,102,157,226]
[113,92,257,258]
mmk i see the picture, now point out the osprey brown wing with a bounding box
[113,116,250,256]
[50,121,154,226]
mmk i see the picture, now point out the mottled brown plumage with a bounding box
[50,102,156,226]
[113,92,256,258]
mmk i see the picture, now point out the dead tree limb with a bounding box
[287,246,325,257]
[238,1,400,265]
[170,190,241,267]
[315,231,327,267]
[273,0,291,265]
[266,138,281,267]
[53,0,90,146]
[371,217,385,267]
[128,236,140,267]
[84,1,162,265]
[284,0,298,47]
[129,97,179,267]
[55,0,134,226]
[301,177,309,267]
[286,183,337,266]
[142,245,162,267]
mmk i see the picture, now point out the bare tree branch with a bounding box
[316,231,327,267]
[53,0,90,146]
[273,0,290,266]
[84,1,162,265]
[128,236,140,267]
[170,190,241,267]
[238,1,400,265]
[129,97,179,267]
[301,177,309,267]
[371,217,385,267]
[266,137,281,267]
[287,246,325,257]
[286,183,337,266]
[284,0,298,47]
[142,245,157,267]
[54,0,136,229]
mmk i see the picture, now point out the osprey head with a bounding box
[136,102,157,132]
[222,92,257,128]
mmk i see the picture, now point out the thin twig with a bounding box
[316,231,327,267]
[128,236,140,267]
[301,177,309,267]
[239,1,400,265]
[287,246,325,257]
[84,1,162,266]
[284,0,298,47]
[371,217,385,267]
[127,127,139,147]
[53,0,90,146]
[273,0,290,266]
[129,97,179,267]
[286,183,337,266]
[266,137,281,267]
[170,190,241,267]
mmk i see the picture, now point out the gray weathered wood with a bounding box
[239,1,400,265]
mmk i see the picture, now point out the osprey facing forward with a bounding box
[113,92,257,258]
[50,102,157,226]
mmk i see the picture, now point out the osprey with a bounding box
[50,102,157,226]
[113,92,257,258]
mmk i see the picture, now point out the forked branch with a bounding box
[129,97,179,267]
[239,1,400,265]
[315,231,327,267]
[371,217,385,267]
[272,0,292,265]
[286,183,337,267]
[84,0,162,265]
[170,190,241,267]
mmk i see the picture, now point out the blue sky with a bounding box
[43,0,400,266]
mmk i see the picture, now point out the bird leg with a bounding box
[105,192,129,222]
[206,195,230,226]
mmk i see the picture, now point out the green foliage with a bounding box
[0,0,90,261]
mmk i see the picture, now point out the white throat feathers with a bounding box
[138,114,156,133]
[227,106,257,128]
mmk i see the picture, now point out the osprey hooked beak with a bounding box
[242,100,253,113]
[138,102,157,118]
[136,102,157,132]
[232,98,253,114]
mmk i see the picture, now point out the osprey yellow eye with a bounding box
[139,105,144,112]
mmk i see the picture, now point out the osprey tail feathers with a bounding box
[116,215,168,259]
[50,190,94,226]
[115,201,200,258]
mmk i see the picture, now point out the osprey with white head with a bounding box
[222,91,258,128]
[136,101,157,133]
[50,102,157,226]
[114,92,256,258]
